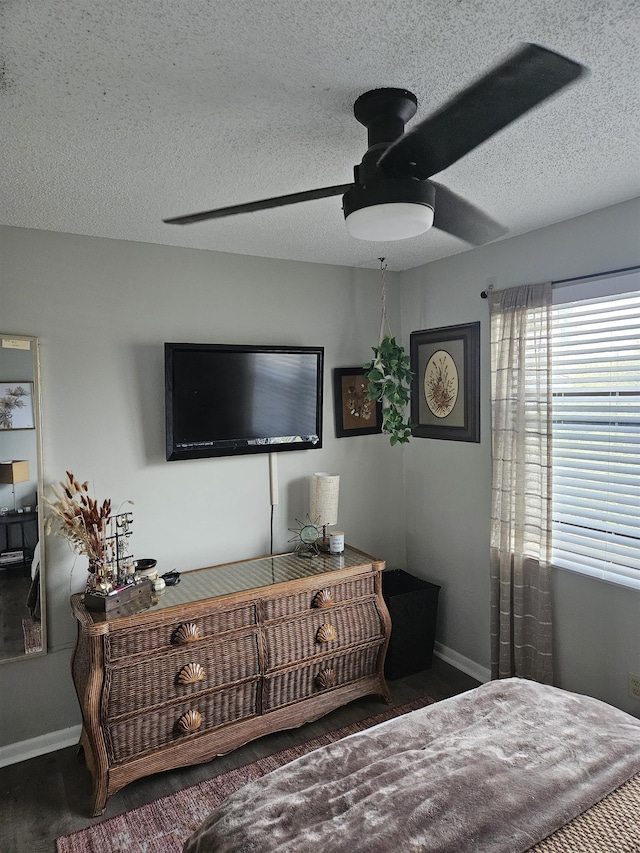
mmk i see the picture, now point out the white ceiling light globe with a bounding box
[345,202,434,241]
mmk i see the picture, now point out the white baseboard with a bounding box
[434,642,491,685]
[0,723,82,768]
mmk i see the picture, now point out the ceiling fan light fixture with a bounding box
[345,201,434,241]
[342,179,436,242]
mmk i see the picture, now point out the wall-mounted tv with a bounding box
[165,343,324,461]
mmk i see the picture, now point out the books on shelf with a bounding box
[0,549,25,565]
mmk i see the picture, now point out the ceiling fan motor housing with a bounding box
[352,87,421,185]
[353,88,418,149]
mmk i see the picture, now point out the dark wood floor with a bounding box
[0,566,33,659]
[0,657,480,852]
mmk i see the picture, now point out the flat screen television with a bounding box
[165,343,324,460]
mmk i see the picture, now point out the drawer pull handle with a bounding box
[177,709,202,733]
[315,667,336,690]
[312,589,334,609]
[178,663,206,685]
[174,623,201,644]
[316,623,338,644]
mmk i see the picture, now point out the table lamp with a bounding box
[0,460,30,513]
[310,472,339,552]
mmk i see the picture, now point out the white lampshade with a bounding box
[0,460,30,512]
[345,202,434,241]
[0,460,30,486]
[310,472,339,527]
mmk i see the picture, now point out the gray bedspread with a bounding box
[183,678,640,852]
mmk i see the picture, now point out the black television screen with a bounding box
[165,343,324,460]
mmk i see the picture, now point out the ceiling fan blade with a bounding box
[432,182,507,245]
[378,43,586,180]
[163,183,354,225]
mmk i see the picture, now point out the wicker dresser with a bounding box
[70,545,391,815]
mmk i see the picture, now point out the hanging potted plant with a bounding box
[363,260,413,446]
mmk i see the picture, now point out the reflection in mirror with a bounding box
[0,334,46,662]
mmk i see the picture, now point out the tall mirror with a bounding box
[0,334,46,662]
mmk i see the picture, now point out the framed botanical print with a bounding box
[410,322,480,442]
[333,367,382,437]
[0,381,35,430]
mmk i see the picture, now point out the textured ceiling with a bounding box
[1,0,639,270]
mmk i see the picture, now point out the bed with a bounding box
[183,678,640,852]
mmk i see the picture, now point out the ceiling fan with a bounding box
[164,43,585,245]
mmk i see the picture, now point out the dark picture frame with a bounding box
[410,322,480,442]
[333,367,382,437]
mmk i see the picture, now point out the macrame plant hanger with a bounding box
[378,257,392,345]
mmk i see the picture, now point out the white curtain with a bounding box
[489,282,553,684]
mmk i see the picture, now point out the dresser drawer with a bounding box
[104,630,260,717]
[106,603,258,661]
[105,679,260,764]
[263,600,383,670]
[263,641,384,711]
[261,574,376,620]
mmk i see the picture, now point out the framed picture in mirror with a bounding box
[0,381,35,430]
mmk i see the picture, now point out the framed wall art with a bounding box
[410,322,480,442]
[333,367,382,437]
[0,381,35,430]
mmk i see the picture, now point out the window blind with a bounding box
[551,284,640,589]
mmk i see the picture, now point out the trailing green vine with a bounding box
[363,260,413,446]
[364,334,413,445]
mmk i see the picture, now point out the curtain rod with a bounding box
[480,264,640,299]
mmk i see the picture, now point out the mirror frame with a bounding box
[0,333,47,663]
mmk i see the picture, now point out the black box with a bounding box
[382,569,440,680]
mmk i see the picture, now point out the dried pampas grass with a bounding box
[44,471,112,565]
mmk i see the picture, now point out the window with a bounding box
[551,271,640,589]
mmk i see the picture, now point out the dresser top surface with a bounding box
[72,545,381,625]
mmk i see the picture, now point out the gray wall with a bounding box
[1,196,639,748]
[400,196,640,714]
[0,228,407,746]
